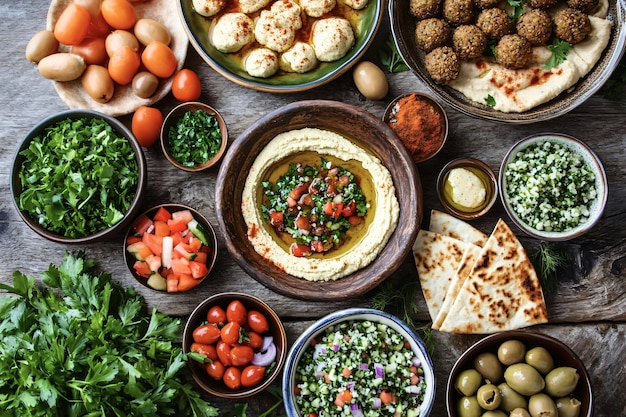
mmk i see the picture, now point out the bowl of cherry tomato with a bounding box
[182,292,287,398]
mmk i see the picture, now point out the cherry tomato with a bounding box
[190,343,218,361]
[108,45,140,85]
[206,361,225,380]
[54,3,92,46]
[87,12,112,38]
[241,365,266,387]
[206,305,227,325]
[223,366,242,390]
[101,0,137,30]
[290,242,312,257]
[247,311,270,334]
[226,300,247,326]
[171,69,202,101]
[216,341,232,366]
[230,344,254,366]
[131,106,163,147]
[72,37,107,65]
[220,321,241,345]
[141,41,178,78]
[192,323,221,345]
[245,331,264,350]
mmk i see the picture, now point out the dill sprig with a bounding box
[530,241,571,294]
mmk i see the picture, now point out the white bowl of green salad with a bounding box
[282,308,436,417]
[499,133,608,241]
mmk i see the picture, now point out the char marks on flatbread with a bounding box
[438,219,548,334]
[429,209,488,247]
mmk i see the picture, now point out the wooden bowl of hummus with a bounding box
[215,100,422,300]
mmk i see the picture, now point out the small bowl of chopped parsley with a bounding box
[161,102,228,172]
[10,109,147,244]
[499,133,608,241]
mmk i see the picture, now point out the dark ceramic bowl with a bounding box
[161,101,228,172]
[447,330,593,417]
[123,203,218,293]
[215,100,422,301]
[10,109,147,244]
[182,292,287,399]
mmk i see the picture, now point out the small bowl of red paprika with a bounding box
[383,92,448,163]
[182,292,287,399]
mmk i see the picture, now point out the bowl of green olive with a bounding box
[447,330,592,417]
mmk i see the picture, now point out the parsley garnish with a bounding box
[380,35,409,73]
[544,39,572,69]
[167,109,223,167]
[507,0,525,22]
[485,94,496,107]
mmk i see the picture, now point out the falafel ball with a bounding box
[415,18,452,52]
[554,7,592,44]
[452,24,487,58]
[476,7,514,40]
[410,0,443,19]
[527,0,558,9]
[425,46,461,83]
[443,0,475,26]
[567,0,599,14]
[516,8,554,45]
[473,0,499,9]
[495,34,533,69]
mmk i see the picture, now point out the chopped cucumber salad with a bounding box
[294,320,427,417]
[503,140,598,233]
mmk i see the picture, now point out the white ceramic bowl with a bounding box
[282,308,436,417]
[499,133,608,241]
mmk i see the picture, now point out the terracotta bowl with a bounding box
[215,100,422,301]
[161,101,228,172]
[10,109,147,244]
[182,292,287,399]
[447,330,593,417]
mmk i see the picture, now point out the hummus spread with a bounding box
[241,128,400,281]
[448,2,612,113]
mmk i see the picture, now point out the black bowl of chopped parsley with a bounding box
[10,109,147,243]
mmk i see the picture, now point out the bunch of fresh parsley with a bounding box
[0,252,219,417]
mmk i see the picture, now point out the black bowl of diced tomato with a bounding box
[182,292,287,399]
[123,203,217,293]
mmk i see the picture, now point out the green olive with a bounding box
[528,393,558,417]
[497,340,526,365]
[525,347,554,375]
[504,363,545,396]
[481,411,507,417]
[509,408,531,417]
[457,396,482,417]
[476,383,501,410]
[474,352,503,383]
[497,382,528,412]
[556,396,582,417]
[544,366,580,397]
[456,369,483,396]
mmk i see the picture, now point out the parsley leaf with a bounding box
[485,94,496,107]
[544,39,572,69]
[507,0,525,22]
[167,109,223,167]
[380,35,409,73]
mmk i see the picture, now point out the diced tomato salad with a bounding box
[127,207,212,292]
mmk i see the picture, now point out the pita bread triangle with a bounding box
[413,230,467,323]
[429,209,488,248]
[438,219,548,334]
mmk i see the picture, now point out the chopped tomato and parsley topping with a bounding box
[261,158,368,257]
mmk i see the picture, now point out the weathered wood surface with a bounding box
[1,1,625,416]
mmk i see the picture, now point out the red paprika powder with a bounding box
[385,93,446,163]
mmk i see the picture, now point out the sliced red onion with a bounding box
[251,340,276,366]
[349,403,364,417]
[374,363,385,378]
[332,344,340,352]
[347,381,356,390]
[411,356,422,367]
[261,336,273,351]
[371,398,382,409]
[358,363,369,370]
[407,385,422,395]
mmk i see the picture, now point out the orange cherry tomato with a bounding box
[223,366,242,390]
[72,37,107,65]
[245,331,264,350]
[141,41,177,78]
[207,305,227,325]
[131,106,163,147]
[247,310,270,334]
[190,343,218,361]
[87,12,112,38]
[230,344,254,366]
[216,341,232,366]
[220,321,241,345]
[54,3,92,46]
[226,300,247,326]
[192,324,221,345]
[241,365,266,387]
[108,45,140,85]
[206,361,225,380]
[171,69,202,101]
[101,0,137,30]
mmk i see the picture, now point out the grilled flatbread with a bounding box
[413,230,467,323]
[438,219,548,334]
[429,209,488,247]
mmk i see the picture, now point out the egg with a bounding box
[352,61,388,100]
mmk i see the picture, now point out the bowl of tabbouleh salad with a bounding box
[499,133,608,241]
[282,308,436,417]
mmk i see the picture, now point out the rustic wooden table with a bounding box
[1,1,625,416]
